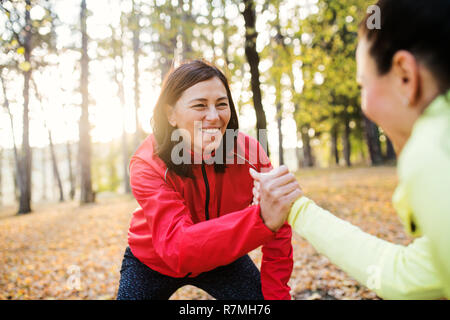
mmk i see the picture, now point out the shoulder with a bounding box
[397,106,450,236]
[130,134,168,178]
[235,131,259,151]
[234,131,271,170]
[399,109,450,184]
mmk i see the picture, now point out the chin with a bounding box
[203,140,222,153]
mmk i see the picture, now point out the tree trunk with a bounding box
[276,102,284,166]
[221,0,230,70]
[48,132,64,202]
[66,142,75,200]
[363,115,383,165]
[330,123,339,165]
[18,0,33,214]
[242,0,268,153]
[31,77,65,202]
[132,0,144,149]
[41,148,47,201]
[111,23,131,194]
[343,117,352,167]
[181,0,193,60]
[79,0,95,204]
[117,65,131,194]
[1,73,22,205]
[385,136,396,162]
[301,125,314,167]
[13,164,19,202]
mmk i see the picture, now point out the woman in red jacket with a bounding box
[117,60,294,300]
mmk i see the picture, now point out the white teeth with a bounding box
[202,128,220,134]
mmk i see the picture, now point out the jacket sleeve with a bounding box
[260,223,293,300]
[256,143,294,300]
[288,197,446,299]
[130,158,275,276]
[408,150,450,298]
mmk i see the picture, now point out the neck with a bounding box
[393,88,441,156]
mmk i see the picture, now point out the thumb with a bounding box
[249,168,261,181]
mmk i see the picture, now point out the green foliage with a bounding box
[0,0,58,71]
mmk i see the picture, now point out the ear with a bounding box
[391,50,421,107]
[165,104,177,127]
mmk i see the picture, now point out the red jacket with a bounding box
[127,132,293,299]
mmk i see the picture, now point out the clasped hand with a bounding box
[249,165,303,232]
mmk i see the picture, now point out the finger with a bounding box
[252,186,260,200]
[253,180,260,192]
[249,168,261,181]
[284,188,303,205]
[273,181,300,198]
[259,165,289,181]
[265,172,298,191]
[260,166,272,174]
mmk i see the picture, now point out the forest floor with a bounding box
[0,165,412,300]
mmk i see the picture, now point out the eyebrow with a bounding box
[189,96,228,103]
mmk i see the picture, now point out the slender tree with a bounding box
[242,0,268,151]
[78,0,95,203]
[131,0,144,149]
[112,21,131,193]
[17,0,33,214]
[66,142,75,200]
[385,137,396,162]
[0,71,23,200]
[31,77,64,202]
[41,148,47,201]
[363,115,383,165]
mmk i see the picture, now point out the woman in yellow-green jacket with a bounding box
[252,0,450,300]
[289,0,450,299]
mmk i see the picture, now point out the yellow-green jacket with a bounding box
[288,91,450,299]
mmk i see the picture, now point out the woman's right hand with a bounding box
[249,166,303,232]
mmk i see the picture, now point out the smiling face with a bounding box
[167,77,231,155]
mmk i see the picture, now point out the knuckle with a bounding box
[272,190,281,198]
[280,165,288,174]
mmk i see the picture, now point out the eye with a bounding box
[191,104,206,109]
[217,102,228,109]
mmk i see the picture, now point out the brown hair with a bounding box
[151,60,239,178]
[359,0,450,94]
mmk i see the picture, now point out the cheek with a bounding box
[361,83,392,125]
[220,109,232,128]
[175,109,199,131]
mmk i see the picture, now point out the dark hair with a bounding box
[359,0,450,94]
[151,60,239,178]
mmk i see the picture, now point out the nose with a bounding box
[205,104,219,121]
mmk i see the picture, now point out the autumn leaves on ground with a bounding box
[0,166,411,300]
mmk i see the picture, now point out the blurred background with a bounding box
[0,0,392,210]
[1,0,406,300]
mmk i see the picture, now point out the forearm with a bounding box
[260,223,293,300]
[151,205,275,275]
[288,197,444,299]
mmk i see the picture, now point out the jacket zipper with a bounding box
[201,162,210,221]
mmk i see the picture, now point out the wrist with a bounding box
[258,206,278,233]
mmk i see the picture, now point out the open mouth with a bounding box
[201,128,221,134]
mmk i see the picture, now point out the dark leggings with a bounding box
[117,247,264,300]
